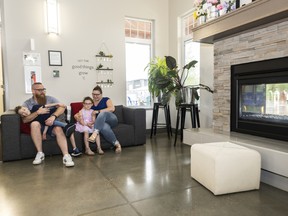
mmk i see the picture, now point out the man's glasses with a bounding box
[34,88,46,92]
[92,93,101,96]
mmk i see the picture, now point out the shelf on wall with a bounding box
[192,0,288,43]
[95,55,113,58]
[96,81,114,88]
[96,81,114,84]
[95,42,114,87]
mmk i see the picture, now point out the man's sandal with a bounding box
[88,132,98,143]
[115,144,122,154]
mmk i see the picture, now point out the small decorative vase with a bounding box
[180,87,197,104]
[197,15,206,25]
[219,9,226,16]
[155,92,163,103]
[208,5,218,20]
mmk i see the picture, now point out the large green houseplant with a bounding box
[146,56,213,107]
[145,57,169,102]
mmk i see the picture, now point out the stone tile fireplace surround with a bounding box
[213,19,288,133]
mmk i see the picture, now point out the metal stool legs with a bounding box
[174,104,200,146]
[150,103,172,138]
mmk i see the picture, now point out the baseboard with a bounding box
[261,170,288,192]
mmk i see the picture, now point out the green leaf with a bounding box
[166,70,178,78]
[183,60,198,70]
[165,56,177,70]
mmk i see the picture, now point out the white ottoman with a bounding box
[191,142,261,195]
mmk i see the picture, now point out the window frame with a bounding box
[125,17,154,108]
[180,11,200,86]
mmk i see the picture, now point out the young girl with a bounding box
[75,96,104,155]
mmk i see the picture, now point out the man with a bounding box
[21,82,75,167]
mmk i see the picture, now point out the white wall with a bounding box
[1,0,169,114]
[1,0,213,129]
[199,43,214,128]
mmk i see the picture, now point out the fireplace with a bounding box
[231,57,288,141]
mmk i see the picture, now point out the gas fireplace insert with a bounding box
[231,57,288,141]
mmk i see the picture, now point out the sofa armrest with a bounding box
[1,110,22,161]
[122,106,146,145]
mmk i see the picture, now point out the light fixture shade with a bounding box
[30,38,35,50]
[46,0,59,34]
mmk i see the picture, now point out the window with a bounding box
[182,13,200,86]
[183,13,194,37]
[125,18,153,107]
[184,39,200,86]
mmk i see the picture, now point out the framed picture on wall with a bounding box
[24,66,42,93]
[48,50,62,66]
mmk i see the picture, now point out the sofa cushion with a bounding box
[112,123,134,145]
[114,105,124,123]
[20,120,31,134]
[73,123,134,150]
[70,102,83,122]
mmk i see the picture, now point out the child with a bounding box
[75,96,104,155]
[15,103,82,157]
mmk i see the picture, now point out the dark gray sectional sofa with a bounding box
[0,105,146,162]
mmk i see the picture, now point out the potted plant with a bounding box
[146,56,213,107]
[165,56,199,107]
[145,57,169,102]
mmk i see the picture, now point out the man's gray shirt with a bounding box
[22,96,66,122]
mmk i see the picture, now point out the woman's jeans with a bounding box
[94,112,118,145]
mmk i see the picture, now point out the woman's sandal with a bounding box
[97,147,104,155]
[85,149,95,156]
[115,144,122,154]
[88,132,98,143]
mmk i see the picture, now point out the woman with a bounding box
[75,85,121,153]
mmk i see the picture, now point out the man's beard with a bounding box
[36,94,47,105]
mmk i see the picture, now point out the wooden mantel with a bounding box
[192,0,288,43]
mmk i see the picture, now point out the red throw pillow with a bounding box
[70,102,83,122]
[20,120,31,134]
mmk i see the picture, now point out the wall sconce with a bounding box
[30,38,35,51]
[46,0,59,34]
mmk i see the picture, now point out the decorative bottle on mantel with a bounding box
[208,5,218,20]
[197,15,207,26]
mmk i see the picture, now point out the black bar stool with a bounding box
[174,103,200,146]
[150,102,173,138]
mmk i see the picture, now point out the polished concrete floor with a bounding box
[1,133,288,216]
